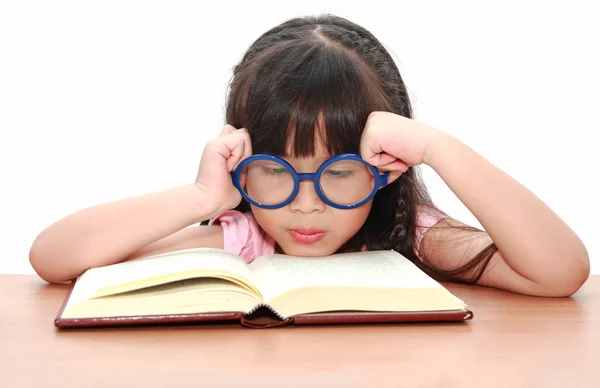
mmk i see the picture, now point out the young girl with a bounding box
[29,14,589,297]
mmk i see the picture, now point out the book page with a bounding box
[61,278,260,319]
[69,247,260,302]
[249,250,442,302]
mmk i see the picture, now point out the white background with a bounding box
[1,0,598,276]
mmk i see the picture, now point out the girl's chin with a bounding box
[276,241,339,257]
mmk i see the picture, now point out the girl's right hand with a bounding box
[194,124,252,216]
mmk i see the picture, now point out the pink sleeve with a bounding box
[209,210,275,264]
[414,206,446,255]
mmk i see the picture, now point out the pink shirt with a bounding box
[210,208,445,264]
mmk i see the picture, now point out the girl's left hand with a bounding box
[359,111,444,182]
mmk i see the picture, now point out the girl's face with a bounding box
[250,140,372,257]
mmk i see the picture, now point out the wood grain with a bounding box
[1,274,598,388]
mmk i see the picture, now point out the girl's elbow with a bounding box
[29,247,60,284]
[547,254,590,297]
[567,243,591,294]
[29,236,76,284]
[566,255,591,296]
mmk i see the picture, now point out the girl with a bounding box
[29,14,589,297]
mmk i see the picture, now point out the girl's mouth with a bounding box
[288,229,325,244]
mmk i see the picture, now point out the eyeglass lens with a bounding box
[240,159,375,206]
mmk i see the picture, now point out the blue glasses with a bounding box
[231,153,389,209]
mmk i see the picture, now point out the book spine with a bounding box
[240,303,294,328]
[246,303,286,319]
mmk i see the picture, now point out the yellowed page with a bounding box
[70,248,262,302]
[248,250,466,317]
[249,250,443,302]
[61,278,259,319]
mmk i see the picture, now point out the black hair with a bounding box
[214,13,497,283]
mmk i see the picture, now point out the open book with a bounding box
[55,248,473,328]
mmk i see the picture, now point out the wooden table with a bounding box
[1,275,598,387]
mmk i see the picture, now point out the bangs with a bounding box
[240,41,393,157]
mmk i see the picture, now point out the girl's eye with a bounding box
[325,169,354,178]
[261,166,289,175]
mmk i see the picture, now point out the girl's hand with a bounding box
[359,111,444,182]
[194,124,252,215]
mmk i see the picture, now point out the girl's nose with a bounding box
[289,180,326,213]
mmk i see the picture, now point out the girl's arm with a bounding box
[29,184,224,284]
[30,124,252,284]
[422,132,590,297]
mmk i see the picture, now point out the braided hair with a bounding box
[219,14,497,283]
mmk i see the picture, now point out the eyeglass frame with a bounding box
[230,153,389,210]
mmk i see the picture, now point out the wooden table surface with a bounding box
[1,274,598,387]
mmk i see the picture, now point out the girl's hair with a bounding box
[215,13,498,283]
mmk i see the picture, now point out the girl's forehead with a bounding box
[281,154,332,172]
[283,130,332,159]
[283,113,332,156]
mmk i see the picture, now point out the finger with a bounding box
[241,131,252,159]
[372,152,398,167]
[224,130,254,172]
[376,159,409,172]
[224,137,246,172]
[214,133,246,172]
[361,148,396,167]
[232,131,252,171]
[220,124,237,137]
[359,132,383,164]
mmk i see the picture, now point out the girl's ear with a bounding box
[378,170,404,189]
[371,158,409,189]
[239,169,247,191]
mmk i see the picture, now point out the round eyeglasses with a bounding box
[230,153,389,209]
